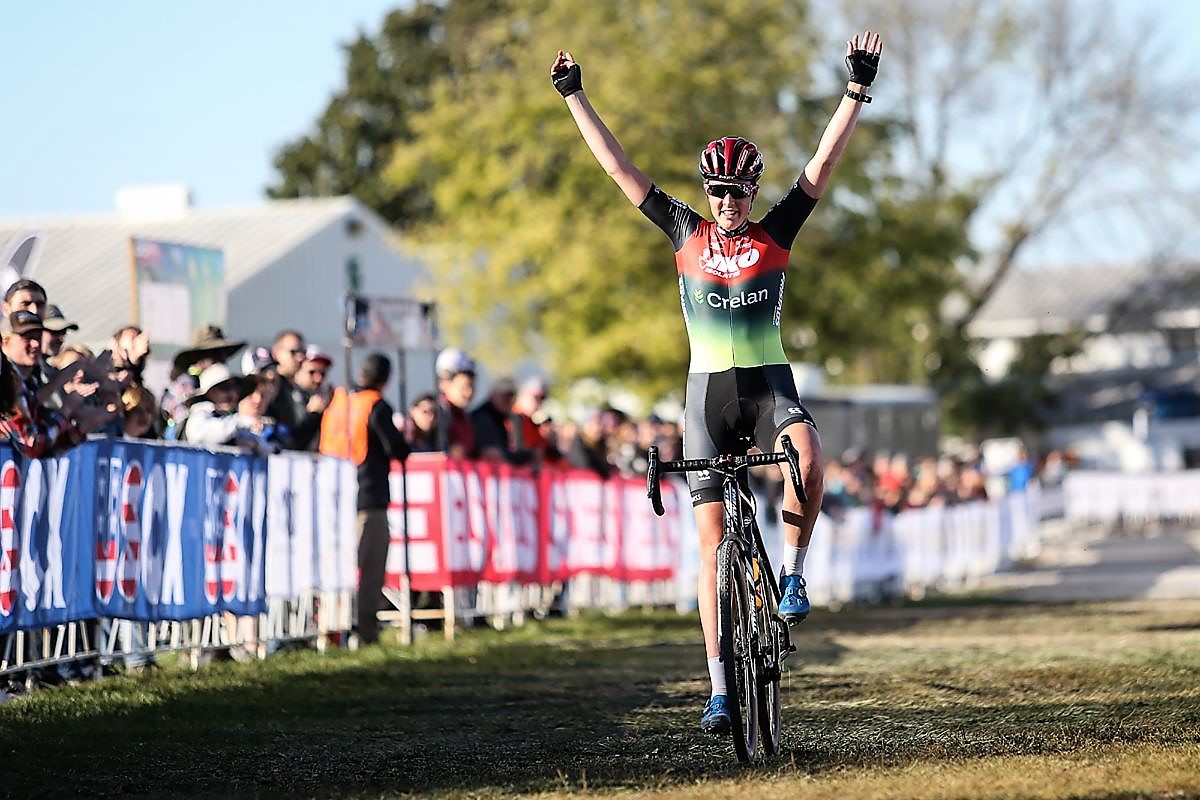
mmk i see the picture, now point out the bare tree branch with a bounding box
[830,0,1197,329]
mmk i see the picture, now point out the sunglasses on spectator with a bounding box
[704,183,753,200]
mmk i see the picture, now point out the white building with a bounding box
[0,188,439,399]
[969,260,1200,469]
[969,260,1200,381]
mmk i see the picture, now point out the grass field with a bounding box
[2,598,1199,799]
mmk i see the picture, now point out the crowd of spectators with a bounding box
[0,278,1066,519]
[0,277,345,460]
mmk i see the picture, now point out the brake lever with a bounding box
[646,445,665,517]
[780,435,808,505]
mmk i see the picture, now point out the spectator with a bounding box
[0,350,110,458]
[876,471,906,514]
[48,344,94,374]
[565,410,611,477]
[267,329,306,433]
[318,353,410,645]
[958,466,989,503]
[108,325,151,389]
[87,349,133,438]
[611,417,643,477]
[288,345,333,451]
[4,310,49,403]
[906,457,944,509]
[121,386,160,440]
[237,372,286,455]
[510,377,557,466]
[161,325,246,434]
[179,364,259,450]
[471,376,530,464]
[1,278,47,320]
[241,344,279,379]
[629,416,662,475]
[1009,443,1036,492]
[435,347,477,459]
[1040,449,1068,487]
[40,304,78,371]
[821,458,852,519]
[404,392,440,453]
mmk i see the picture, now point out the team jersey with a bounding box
[639,180,818,373]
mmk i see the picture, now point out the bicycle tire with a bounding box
[716,537,758,762]
[757,613,783,755]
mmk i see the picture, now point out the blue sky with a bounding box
[1,1,398,217]
[3,1,1197,266]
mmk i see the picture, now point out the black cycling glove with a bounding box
[845,48,880,87]
[552,63,583,98]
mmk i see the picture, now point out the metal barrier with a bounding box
[1063,470,1200,531]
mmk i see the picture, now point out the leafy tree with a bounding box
[268,1,506,225]
[385,0,968,397]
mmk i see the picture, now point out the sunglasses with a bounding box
[705,183,754,200]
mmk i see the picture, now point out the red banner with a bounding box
[385,455,684,592]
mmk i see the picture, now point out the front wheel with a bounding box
[717,537,758,762]
[757,614,784,755]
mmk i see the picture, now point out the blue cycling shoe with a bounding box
[700,694,732,735]
[779,572,810,623]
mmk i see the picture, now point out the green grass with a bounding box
[2,600,1199,799]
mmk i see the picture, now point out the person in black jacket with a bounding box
[470,376,532,465]
[319,353,410,645]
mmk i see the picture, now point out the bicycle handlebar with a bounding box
[646,435,808,517]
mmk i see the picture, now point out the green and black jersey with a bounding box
[638,181,818,373]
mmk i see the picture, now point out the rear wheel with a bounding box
[717,538,758,762]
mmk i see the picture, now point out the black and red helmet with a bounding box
[698,136,765,183]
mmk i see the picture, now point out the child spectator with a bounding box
[121,386,160,439]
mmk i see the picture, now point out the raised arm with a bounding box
[800,30,883,198]
[551,50,653,206]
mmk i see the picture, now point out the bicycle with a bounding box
[646,436,806,762]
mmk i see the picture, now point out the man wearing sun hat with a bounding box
[178,362,262,449]
[160,324,246,438]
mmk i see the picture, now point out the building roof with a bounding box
[969,260,1200,339]
[0,195,396,346]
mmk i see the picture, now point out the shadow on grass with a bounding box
[2,606,1198,798]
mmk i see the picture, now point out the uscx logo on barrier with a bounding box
[204,468,247,604]
[96,457,121,602]
[118,462,144,600]
[222,471,245,602]
[0,461,19,616]
[98,457,146,603]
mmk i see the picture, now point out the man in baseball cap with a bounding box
[41,304,78,334]
[434,347,477,458]
[41,304,79,365]
[435,347,476,379]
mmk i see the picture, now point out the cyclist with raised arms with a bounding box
[552,30,883,734]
